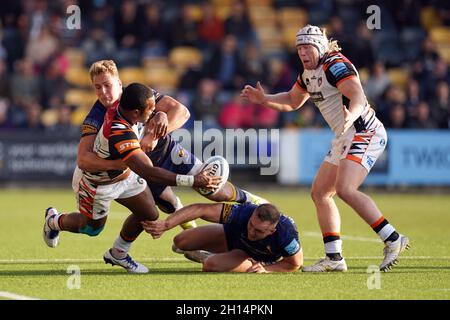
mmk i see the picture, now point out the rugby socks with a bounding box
[228,182,247,203]
[371,216,400,243]
[112,233,134,259]
[323,232,343,261]
[48,214,65,231]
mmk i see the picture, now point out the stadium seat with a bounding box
[168,47,203,74]
[257,26,284,54]
[436,46,450,64]
[358,68,369,85]
[278,7,308,28]
[145,68,179,92]
[142,57,170,71]
[65,67,92,87]
[119,67,146,86]
[41,109,58,127]
[71,105,91,126]
[282,26,299,48]
[64,89,97,109]
[420,6,442,31]
[64,47,86,68]
[249,6,277,28]
[387,68,410,90]
[245,0,273,7]
[430,26,450,45]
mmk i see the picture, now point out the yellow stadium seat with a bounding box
[358,67,369,85]
[387,68,410,90]
[119,67,146,86]
[41,109,58,127]
[64,47,86,68]
[145,68,179,91]
[215,5,231,20]
[142,57,170,71]
[430,26,450,45]
[246,0,273,7]
[64,89,97,108]
[249,6,277,28]
[71,105,91,126]
[168,47,203,74]
[65,67,91,87]
[420,6,442,31]
[282,26,300,48]
[278,7,308,28]
[257,26,284,53]
[436,45,450,64]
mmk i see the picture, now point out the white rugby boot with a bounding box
[379,234,410,272]
[103,249,149,274]
[243,190,269,205]
[43,207,60,248]
[302,256,348,272]
[183,250,213,263]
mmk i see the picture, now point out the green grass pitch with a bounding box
[0,188,449,300]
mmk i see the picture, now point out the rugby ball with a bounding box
[198,155,230,196]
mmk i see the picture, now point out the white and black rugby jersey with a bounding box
[295,52,381,136]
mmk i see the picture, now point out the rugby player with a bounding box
[142,202,303,273]
[240,25,410,272]
[43,83,222,273]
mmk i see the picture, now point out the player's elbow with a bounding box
[77,156,89,171]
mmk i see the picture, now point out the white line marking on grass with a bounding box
[1,256,450,265]
[0,291,40,300]
[304,231,381,243]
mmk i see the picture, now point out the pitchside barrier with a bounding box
[1,129,449,186]
[279,129,450,186]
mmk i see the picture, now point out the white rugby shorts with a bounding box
[72,169,147,220]
[324,125,387,172]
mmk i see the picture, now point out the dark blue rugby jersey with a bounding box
[80,90,172,166]
[220,203,301,263]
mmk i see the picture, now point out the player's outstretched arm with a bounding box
[247,249,304,273]
[124,150,222,189]
[141,203,223,238]
[77,135,127,171]
[240,81,309,112]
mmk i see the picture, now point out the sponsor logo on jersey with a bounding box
[309,91,324,102]
[380,138,386,147]
[284,239,300,255]
[329,62,348,77]
[366,156,374,168]
[115,140,140,153]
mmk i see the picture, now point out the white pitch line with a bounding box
[0,256,450,265]
[303,231,381,243]
[0,291,40,300]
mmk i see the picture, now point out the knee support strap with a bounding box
[79,225,104,237]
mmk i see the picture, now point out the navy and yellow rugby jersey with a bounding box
[80,89,173,166]
[220,203,301,263]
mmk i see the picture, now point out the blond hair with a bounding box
[321,28,341,53]
[88,60,119,81]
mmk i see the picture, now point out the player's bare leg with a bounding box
[202,249,253,272]
[303,161,347,272]
[43,209,108,248]
[103,188,159,274]
[335,159,410,271]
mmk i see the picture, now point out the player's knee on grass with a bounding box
[79,225,105,237]
[173,232,190,251]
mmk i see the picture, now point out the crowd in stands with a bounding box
[0,0,449,132]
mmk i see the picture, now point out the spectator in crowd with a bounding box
[168,4,199,48]
[82,27,117,66]
[197,0,224,54]
[364,61,391,103]
[386,104,408,129]
[219,94,254,129]
[408,101,439,129]
[224,0,257,50]
[25,25,59,71]
[10,59,41,109]
[140,2,168,58]
[429,81,450,129]
[205,35,242,90]
[113,0,140,66]
[0,59,10,99]
[191,78,222,129]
